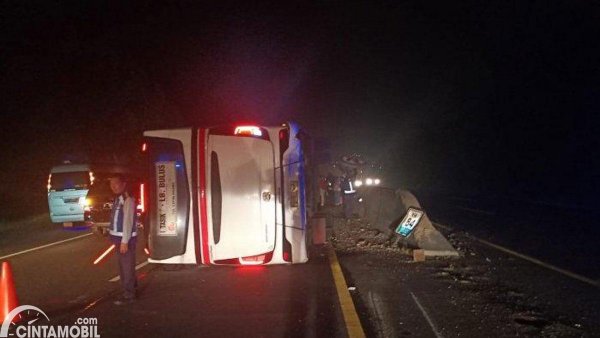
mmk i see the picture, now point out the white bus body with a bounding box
[143,122,308,265]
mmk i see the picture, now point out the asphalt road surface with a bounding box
[1,215,350,338]
[416,192,600,280]
[331,217,599,337]
[2,212,598,337]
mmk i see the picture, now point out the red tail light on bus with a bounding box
[234,126,262,137]
[138,183,145,213]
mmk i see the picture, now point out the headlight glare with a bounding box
[79,197,91,207]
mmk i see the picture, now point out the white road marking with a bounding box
[0,233,93,260]
[470,236,599,288]
[109,261,150,282]
[433,223,599,288]
[455,206,495,216]
[410,292,443,338]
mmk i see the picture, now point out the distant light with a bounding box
[142,143,147,152]
[89,171,95,185]
[234,126,262,137]
[366,178,373,186]
[93,244,115,265]
[144,248,150,256]
[354,180,363,187]
[374,178,381,185]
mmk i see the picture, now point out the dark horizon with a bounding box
[1,1,598,212]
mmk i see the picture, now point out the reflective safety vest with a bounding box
[109,194,137,238]
[343,179,356,195]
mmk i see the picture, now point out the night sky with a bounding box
[1,1,598,214]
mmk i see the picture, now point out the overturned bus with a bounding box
[142,122,309,265]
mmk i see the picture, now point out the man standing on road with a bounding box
[108,174,137,305]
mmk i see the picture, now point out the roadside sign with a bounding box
[395,207,424,237]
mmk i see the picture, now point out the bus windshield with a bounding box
[50,171,90,191]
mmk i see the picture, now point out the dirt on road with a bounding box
[331,217,597,337]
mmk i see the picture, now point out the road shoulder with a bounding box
[331,218,594,337]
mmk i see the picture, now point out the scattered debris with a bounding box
[331,217,411,257]
[413,249,425,262]
[330,215,595,337]
[512,311,551,328]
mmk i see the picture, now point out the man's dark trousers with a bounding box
[110,235,137,299]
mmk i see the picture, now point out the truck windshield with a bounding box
[50,171,90,191]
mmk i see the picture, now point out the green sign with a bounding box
[395,208,424,237]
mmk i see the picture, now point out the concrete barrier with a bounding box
[361,187,404,233]
[396,190,458,257]
[359,187,458,257]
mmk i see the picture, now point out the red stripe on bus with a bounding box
[198,128,211,265]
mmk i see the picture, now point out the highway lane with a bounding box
[335,236,599,337]
[416,193,600,280]
[1,216,355,337]
[70,248,349,338]
[1,216,149,317]
[4,208,597,337]
[0,214,91,258]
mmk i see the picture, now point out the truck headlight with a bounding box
[79,197,91,207]
[366,178,373,186]
[354,180,363,187]
[374,178,381,185]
